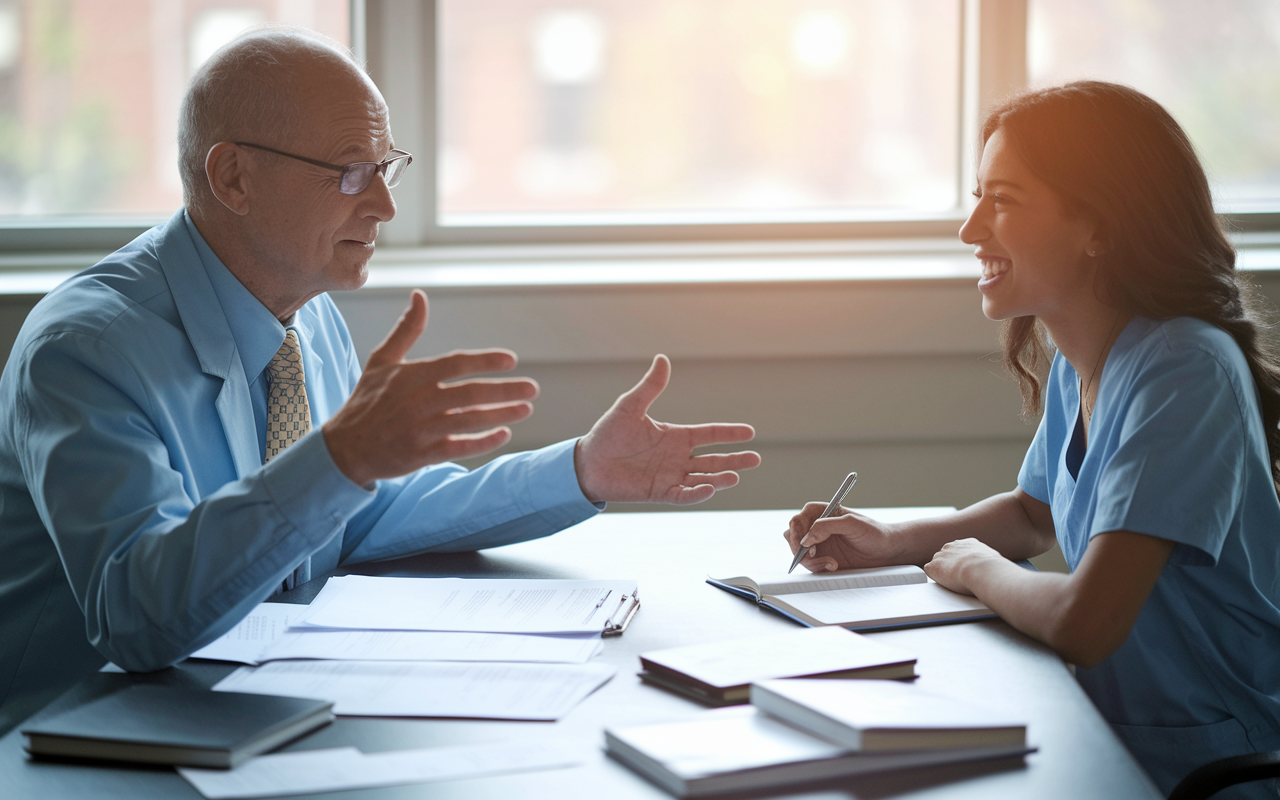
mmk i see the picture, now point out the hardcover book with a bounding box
[22,684,334,769]
[750,678,1027,751]
[605,705,1033,798]
[638,626,915,706]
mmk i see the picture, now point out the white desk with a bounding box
[0,509,1162,799]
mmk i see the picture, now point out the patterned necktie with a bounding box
[265,329,312,594]
[264,329,312,462]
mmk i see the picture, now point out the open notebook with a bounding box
[707,564,994,631]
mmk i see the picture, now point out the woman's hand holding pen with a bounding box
[783,504,899,573]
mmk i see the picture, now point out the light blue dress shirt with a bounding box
[0,210,602,733]
[1019,316,1280,796]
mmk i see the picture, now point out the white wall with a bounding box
[5,260,1280,574]
[329,274,1031,511]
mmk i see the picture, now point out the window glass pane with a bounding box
[1028,0,1280,211]
[0,0,348,218]
[439,0,961,224]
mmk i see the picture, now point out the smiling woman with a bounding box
[961,127,1105,334]
[784,81,1280,798]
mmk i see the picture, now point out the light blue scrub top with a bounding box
[0,210,602,733]
[1019,316,1280,796]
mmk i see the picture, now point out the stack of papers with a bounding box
[213,661,616,720]
[297,575,639,635]
[179,739,587,799]
[193,576,639,721]
[193,603,604,666]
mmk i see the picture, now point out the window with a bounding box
[2,0,1278,252]
[1028,0,1280,213]
[0,0,348,218]
[438,0,961,224]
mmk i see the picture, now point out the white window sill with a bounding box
[2,234,1279,297]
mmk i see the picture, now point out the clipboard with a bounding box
[602,591,640,637]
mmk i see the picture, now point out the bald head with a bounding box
[178,27,374,213]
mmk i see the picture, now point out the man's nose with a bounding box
[362,173,397,223]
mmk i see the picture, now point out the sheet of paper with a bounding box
[190,604,302,665]
[212,660,616,720]
[783,581,991,622]
[189,602,604,665]
[262,629,604,664]
[178,740,586,799]
[297,575,638,634]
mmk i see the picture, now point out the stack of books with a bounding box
[637,626,917,706]
[609,629,1032,797]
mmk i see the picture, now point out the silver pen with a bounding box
[788,472,858,573]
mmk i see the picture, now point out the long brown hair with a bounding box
[983,81,1280,485]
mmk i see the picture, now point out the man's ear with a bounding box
[205,142,251,216]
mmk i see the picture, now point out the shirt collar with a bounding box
[182,210,286,386]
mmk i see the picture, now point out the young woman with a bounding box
[785,81,1280,797]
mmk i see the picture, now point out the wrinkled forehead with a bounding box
[282,53,393,162]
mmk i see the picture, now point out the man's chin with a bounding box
[345,263,371,291]
[324,261,371,294]
[333,244,375,288]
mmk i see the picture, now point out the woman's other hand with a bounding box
[923,538,1004,596]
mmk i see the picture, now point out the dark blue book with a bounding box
[22,684,333,769]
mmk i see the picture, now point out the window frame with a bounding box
[0,0,1276,257]
[366,0,1008,248]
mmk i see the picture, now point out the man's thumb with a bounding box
[367,289,428,368]
[616,353,671,415]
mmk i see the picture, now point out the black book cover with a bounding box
[22,684,333,769]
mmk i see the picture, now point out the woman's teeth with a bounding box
[981,259,1010,279]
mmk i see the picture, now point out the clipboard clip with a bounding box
[602,592,640,637]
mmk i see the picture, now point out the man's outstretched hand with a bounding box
[323,290,539,487]
[574,355,761,504]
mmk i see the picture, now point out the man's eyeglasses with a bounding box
[234,142,413,194]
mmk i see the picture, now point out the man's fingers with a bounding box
[686,422,757,447]
[679,470,741,490]
[666,483,717,505]
[413,349,521,383]
[688,451,762,473]
[367,289,428,369]
[417,402,535,439]
[423,428,514,463]
[425,377,539,413]
[614,354,671,416]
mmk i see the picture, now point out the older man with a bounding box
[0,28,760,733]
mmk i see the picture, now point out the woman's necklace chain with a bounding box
[1083,312,1124,421]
